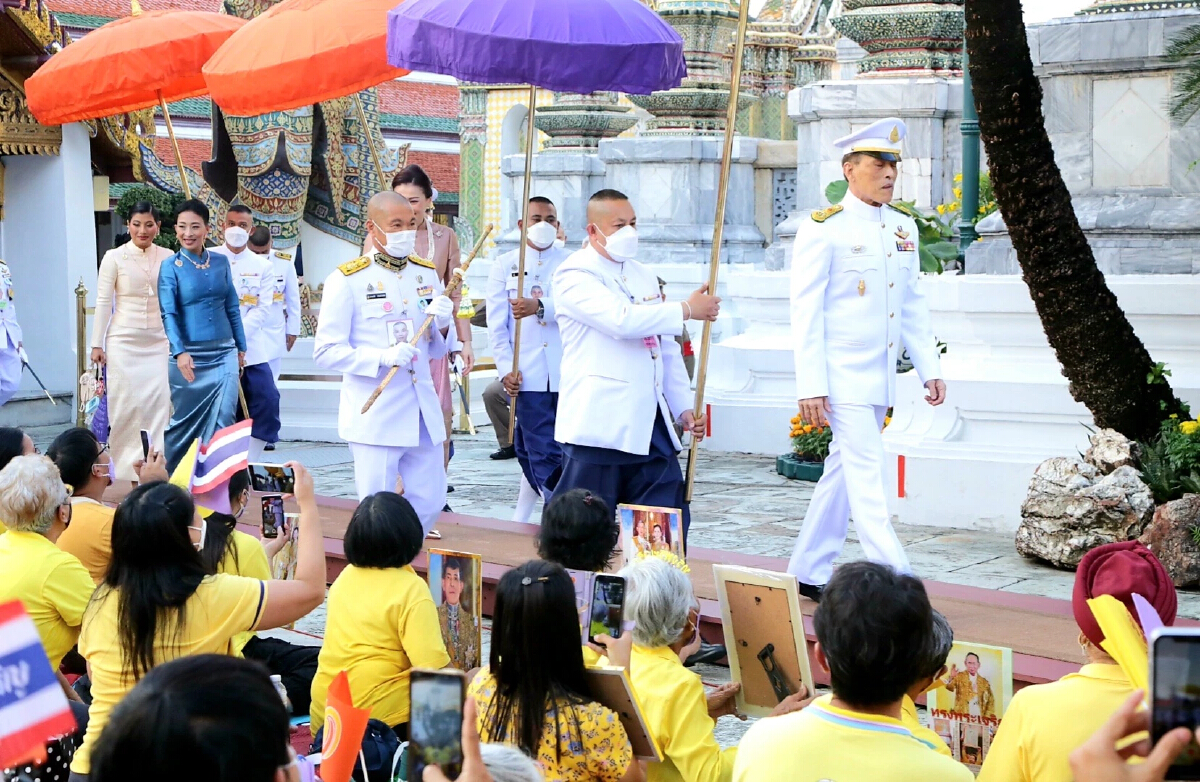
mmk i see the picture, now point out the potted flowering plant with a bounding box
[776,415,833,481]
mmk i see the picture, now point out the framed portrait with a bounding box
[427,549,483,671]
[564,568,595,645]
[713,565,814,719]
[928,640,1014,772]
[617,504,684,566]
[585,666,663,762]
[387,318,415,347]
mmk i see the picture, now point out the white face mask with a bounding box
[188,517,207,551]
[378,228,417,259]
[553,238,566,250]
[599,225,638,262]
[224,226,250,248]
[525,220,557,250]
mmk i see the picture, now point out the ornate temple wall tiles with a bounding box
[830,0,964,76]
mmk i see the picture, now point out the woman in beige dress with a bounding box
[90,201,173,481]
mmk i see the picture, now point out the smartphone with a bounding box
[260,495,284,539]
[1151,628,1200,777]
[248,463,295,494]
[588,574,626,645]
[140,430,151,459]
[409,668,466,781]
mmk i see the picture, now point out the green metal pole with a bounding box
[958,36,981,262]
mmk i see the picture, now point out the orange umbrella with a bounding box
[203,0,410,185]
[26,3,246,198]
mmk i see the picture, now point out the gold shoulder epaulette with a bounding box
[338,256,371,276]
[811,204,844,223]
[274,251,292,261]
[409,255,436,270]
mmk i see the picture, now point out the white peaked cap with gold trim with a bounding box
[833,117,906,162]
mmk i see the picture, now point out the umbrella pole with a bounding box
[506,84,538,437]
[353,93,390,191]
[158,90,191,200]
[684,0,751,503]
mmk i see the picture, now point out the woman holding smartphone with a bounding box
[157,199,246,471]
[90,202,173,482]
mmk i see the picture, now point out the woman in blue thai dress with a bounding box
[158,199,247,470]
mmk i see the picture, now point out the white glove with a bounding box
[379,342,418,368]
[17,346,28,364]
[426,294,455,323]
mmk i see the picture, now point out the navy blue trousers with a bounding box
[552,410,690,542]
[514,390,562,497]
[238,362,281,443]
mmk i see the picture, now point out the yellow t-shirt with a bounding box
[733,698,975,782]
[977,663,1134,782]
[71,572,267,774]
[0,530,95,667]
[630,644,735,782]
[310,564,450,733]
[814,693,952,758]
[215,529,272,655]
[469,668,633,782]
[57,498,116,584]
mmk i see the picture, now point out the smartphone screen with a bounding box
[260,495,284,539]
[1152,630,1200,777]
[409,669,465,781]
[248,463,295,494]
[588,575,626,645]
[140,430,151,459]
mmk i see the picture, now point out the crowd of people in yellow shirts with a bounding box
[0,420,1196,782]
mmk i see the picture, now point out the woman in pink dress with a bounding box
[89,202,173,481]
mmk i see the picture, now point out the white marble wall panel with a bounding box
[1092,75,1170,188]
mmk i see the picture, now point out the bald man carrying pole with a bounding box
[549,189,720,540]
[313,191,457,533]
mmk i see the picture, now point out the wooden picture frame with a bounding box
[713,565,814,718]
[584,666,663,762]
[427,549,483,672]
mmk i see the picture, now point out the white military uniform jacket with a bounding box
[223,244,276,367]
[486,244,571,392]
[553,244,691,455]
[0,261,21,350]
[313,253,449,448]
[262,248,301,362]
[790,190,941,407]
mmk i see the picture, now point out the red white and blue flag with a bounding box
[170,420,252,516]
[0,600,76,769]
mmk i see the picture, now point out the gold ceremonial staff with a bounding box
[361,223,495,413]
[506,84,540,439]
[684,0,751,502]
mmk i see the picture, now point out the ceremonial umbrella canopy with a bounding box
[386,0,686,430]
[25,4,246,198]
[203,0,411,185]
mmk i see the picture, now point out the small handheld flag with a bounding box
[320,671,370,782]
[0,601,76,769]
[169,420,252,516]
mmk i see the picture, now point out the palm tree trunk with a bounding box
[964,0,1186,442]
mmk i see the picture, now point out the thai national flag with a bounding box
[0,601,76,769]
[191,419,253,515]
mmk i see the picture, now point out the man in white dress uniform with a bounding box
[313,191,456,533]
[248,227,301,382]
[549,189,720,540]
[787,118,947,601]
[0,259,23,406]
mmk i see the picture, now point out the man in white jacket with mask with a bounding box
[313,191,456,533]
[221,205,279,459]
[549,189,720,540]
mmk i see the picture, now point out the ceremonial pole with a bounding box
[506,84,539,437]
[353,93,391,191]
[684,0,750,503]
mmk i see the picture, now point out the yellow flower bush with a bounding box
[790,414,831,462]
[1182,420,1200,436]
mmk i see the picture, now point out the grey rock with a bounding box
[1017,458,1155,568]
[1139,495,1200,588]
[1085,428,1139,474]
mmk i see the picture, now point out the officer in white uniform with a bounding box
[0,260,23,406]
[313,191,455,533]
[248,227,301,382]
[220,205,279,459]
[786,118,946,600]
[550,189,720,540]
[487,196,572,503]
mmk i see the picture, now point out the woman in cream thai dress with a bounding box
[89,201,172,481]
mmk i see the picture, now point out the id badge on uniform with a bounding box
[417,284,434,312]
[273,276,286,303]
[643,336,659,350]
[238,273,259,307]
[387,318,415,346]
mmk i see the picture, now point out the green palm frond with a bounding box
[1166,24,1200,124]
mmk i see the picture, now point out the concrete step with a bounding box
[0,391,74,428]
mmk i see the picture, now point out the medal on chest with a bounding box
[895,227,915,252]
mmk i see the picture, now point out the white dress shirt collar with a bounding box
[840,188,886,223]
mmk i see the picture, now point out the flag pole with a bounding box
[684,0,750,503]
[506,84,539,437]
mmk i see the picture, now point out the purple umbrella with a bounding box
[385,0,685,95]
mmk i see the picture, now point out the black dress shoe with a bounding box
[684,642,727,668]
[264,443,276,451]
[490,445,517,460]
[447,484,455,493]
[797,582,825,603]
